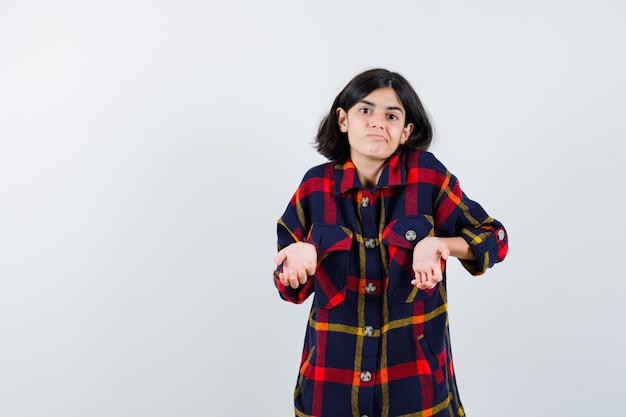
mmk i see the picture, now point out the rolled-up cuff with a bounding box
[460,227,508,275]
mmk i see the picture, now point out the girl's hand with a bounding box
[411,237,450,290]
[274,242,317,289]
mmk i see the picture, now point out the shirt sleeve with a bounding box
[431,159,508,275]
[273,185,315,304]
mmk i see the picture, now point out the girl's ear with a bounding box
[400,123,414,144]
[336,108,348,133]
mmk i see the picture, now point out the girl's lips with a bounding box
[367,134,386,141]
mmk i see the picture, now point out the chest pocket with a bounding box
[307,223,353,309]
[382,214,435,303]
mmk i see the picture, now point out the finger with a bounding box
[297,265,308,284]
[412,271,429,287]
[424,277,436,289]
[429,276,440,288]
[431,265,442,284]
[282,267,295,288]
[288,268,301,289]
[304,260,316,276]
[279,272,290,287]
[274,251,287,266]
[416,281,429,290]
[422,269,432,284]
[290,276,300,289]
[280,267,293,287]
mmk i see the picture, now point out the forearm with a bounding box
[438,236,475,260]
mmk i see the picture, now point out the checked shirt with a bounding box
[274,150,508,417]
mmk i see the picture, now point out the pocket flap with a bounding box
[382,215,434,249]
[307,224,353,253]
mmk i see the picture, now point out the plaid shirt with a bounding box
[274,150,508,417]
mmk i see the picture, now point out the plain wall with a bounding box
[1,0,624,416]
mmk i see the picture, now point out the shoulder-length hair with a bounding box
[315,68,433,163]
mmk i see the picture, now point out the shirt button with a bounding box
[361,196,370,207]
[364,238,376,249]
[360,371,372,382]
[365,282,376,294]
[497,229,506,241]
[363,326,374,337]
[405,230,417,242]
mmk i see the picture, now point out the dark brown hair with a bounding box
[316,68,433,163]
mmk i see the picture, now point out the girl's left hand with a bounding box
[411,237,450,290]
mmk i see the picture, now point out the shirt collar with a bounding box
[334,152,407,195]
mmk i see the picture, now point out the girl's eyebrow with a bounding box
[359,99,405,114]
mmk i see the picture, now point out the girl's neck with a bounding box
[353,159,385,189]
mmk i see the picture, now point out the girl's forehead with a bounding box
[359,87,405,110]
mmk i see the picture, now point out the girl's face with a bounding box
[337,87,413,166]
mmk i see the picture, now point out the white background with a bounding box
[1,1,624,416]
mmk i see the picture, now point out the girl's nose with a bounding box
[369,114,385,128]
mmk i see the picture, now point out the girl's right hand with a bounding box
[274,242,317,289]
[411,236,449,290]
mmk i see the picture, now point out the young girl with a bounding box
[273,68,508,417]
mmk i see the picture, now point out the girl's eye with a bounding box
[387,114,398,120]
[359,108,371,114]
